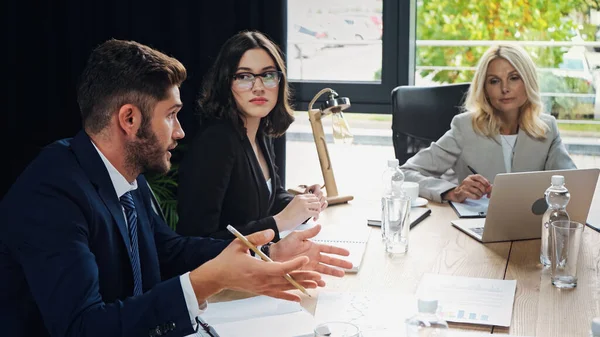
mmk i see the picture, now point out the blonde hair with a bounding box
[465,44,548,140]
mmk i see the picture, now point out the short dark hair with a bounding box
[77,39,187,134]
[198,31,294,137]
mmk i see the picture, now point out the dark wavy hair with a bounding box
[198,30,294,137]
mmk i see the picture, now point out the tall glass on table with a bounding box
[383,193,411,255]
[551,220,584,288]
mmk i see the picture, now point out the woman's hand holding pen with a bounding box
[303,184,328,219]
[443,174,492,202]
[189,229,323,303]
[274,194,321,231]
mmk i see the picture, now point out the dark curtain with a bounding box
[4,0,287,199]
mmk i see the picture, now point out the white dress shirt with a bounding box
[91,141,206,335]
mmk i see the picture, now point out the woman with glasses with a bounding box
[177,31,327,240]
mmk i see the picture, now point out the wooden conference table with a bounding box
[211,188,600,336]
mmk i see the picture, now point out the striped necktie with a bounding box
[120,191,143,296]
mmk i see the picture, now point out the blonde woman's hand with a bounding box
[443,174,492,203]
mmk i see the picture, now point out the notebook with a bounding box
[449,197,489,218]
[367,207,431,228]
[309,226,371,273]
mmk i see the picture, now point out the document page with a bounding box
[416,273,517,326]
[201,296,315,337]
[315,291,417,337]
[450,197,489,217]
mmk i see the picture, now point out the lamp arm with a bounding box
[308,87,334,112]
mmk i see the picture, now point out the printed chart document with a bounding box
[416,273,517,326]
[201,296,315,337]
[450,197,490,218]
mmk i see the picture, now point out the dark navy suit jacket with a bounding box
[0,131,229,337]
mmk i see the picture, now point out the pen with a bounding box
[226,225,311,297]
[467,165,479,175]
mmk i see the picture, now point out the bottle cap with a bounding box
[592,317,600,335]
[551,175,564,186]
[387,159,399,168]
[417,299,438,314]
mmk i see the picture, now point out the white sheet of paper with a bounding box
[201,296,315,337]
[416,273,517,327]
[314,291,417,337]
[450,197,490,217]
[448,333,531,337]
[314,291,529,337]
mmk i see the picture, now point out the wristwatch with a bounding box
[260,242,273,258]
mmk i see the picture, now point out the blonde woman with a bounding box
[401,44,576,203]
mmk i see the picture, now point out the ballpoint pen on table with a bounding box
[226,225,312,297]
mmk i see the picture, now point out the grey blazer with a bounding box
[400,112,576,202]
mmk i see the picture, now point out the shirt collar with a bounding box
[91,141,138,199]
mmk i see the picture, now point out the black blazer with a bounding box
[0,131,229,337]
[177,121,293,241]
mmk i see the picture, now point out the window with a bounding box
[414,0,600,121]
[286,0,414,113]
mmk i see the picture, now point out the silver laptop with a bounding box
[451,168,600,243]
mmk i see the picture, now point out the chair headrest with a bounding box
[391,83,470,141]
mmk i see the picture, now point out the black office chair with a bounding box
[391,83,470,164]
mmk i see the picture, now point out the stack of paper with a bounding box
[201,296,315,337]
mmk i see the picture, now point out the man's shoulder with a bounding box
[4,137,86,199]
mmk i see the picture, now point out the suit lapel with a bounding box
[511,127,529,173]
[241,137,269,216]
[259,135,277,207]
[70,131,132,259]
[486,135,507,178]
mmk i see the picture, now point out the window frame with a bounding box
[285,0,416,114]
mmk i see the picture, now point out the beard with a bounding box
[125,121,170,175]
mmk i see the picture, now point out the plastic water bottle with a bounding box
[590,317,600,337]
[381,159,404,239]
[540,175,570,267]
[406,299,449,337]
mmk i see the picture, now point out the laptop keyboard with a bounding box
[470,227,485,236]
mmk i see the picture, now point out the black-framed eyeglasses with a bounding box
[232,71,282,90]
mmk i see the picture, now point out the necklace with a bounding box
[501,134,516,153]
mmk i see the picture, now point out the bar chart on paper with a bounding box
[439,307,490,322]
[416,273,516,327]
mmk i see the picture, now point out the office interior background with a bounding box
[5,0,600,212]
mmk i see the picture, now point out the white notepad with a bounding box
[450,197,490,218]
[309,226,371,273]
